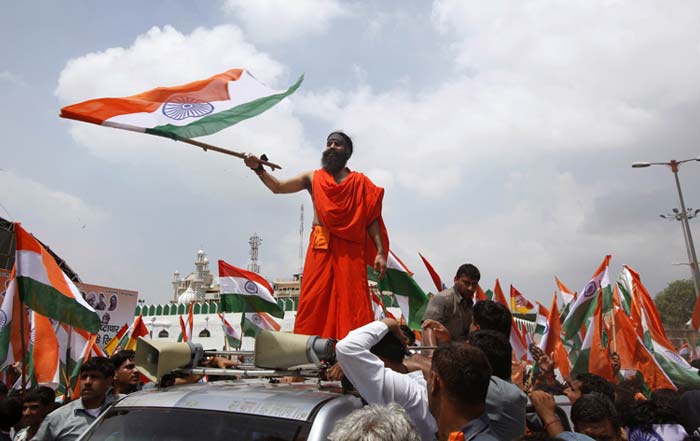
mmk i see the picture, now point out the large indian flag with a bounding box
[14,224,100,333]
[60,69,303,140]
[0,269,29,369]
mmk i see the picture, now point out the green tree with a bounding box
[654,279,697,328]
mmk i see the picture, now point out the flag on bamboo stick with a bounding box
[418,253,446,292]
[534,302,549,338]
[571,297,613,380]
[615,269,634,316]
[60,69,303,141]
[555,276,575,308]
[27,311,60,388]
[242,312,280,337]
[186,303,194,342]
[178,315,188,342]
[510,285,535,313]
[124,315,149,351]
[219,260,284,318]
[14,224,100,333]
[0,268,29,368]
[369,250,429,330]
[539,293,571,378]
[625,265,700,388]
[613,308,675,391]
[218,313,241,349]
[103,323,129,356]
[493,279,528,360]
[562,255,611,339]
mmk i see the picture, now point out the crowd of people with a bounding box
[0,270,698,440]
[0,350,139,441]
[327,264,700,441]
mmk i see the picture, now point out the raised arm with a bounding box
[244,153,312,194]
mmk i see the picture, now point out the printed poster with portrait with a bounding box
[78,282,139,348]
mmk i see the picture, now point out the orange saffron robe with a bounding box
[294,169,389,339]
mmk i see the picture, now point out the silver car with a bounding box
[78,379,363,441]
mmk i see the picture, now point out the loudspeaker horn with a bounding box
[135,337,203,382]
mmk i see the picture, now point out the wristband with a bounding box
[254,164,265,176]
[543,418,560,429]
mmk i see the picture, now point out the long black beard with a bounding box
[322,149,349,174]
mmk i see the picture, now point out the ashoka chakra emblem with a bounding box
[583,280,598,298]
[163,96,214,120]
[0,310,7,328]
[244,281,259,294]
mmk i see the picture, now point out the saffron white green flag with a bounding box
[219,260,284,318]
[60,69,303,141]
[218,313,241,349]
[0,269,27,369]
[562,255,611,339]
[242,312,281,338]
[14,223,100,333]
[534,302,549,339]
[368,250,429,329]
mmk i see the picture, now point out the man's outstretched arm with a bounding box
[244,154,312,194]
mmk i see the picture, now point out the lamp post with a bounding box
[633,157,700,299]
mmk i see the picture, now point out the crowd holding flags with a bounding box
[2,218,699,396]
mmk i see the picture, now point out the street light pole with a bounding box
[633,158,700,300]
[670,161,700,299]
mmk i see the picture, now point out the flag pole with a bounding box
[19,302,27,392]
[178,137,282,171]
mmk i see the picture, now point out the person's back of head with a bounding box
[472,300,512,338]
[0,381,7,399]
[399,324,416,346]
[0,396,22,432]
[431,343,492,409]
[327,403,421,441]
[466,329,512,380]
[370,332,406,364]
[571,392,621,440]
[621,398,683,434]
[577,373,615,403]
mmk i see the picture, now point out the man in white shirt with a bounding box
[335,318,437,441]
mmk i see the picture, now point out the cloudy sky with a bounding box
[3,0,700,306]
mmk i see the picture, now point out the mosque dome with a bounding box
[178,286,197,305]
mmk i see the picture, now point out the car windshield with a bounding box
[80,407,312,441]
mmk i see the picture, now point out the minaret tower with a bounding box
[248,233,262,274]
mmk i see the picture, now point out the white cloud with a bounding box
[0,70,26,87]
[223,0,348,43]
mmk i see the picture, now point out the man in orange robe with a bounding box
[244,132,388,339]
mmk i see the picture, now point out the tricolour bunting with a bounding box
[60,69,303,141]
[368,250,429,330]
[14,223,100,333]
[218,313,241,349]
[562,255,611,339]
[218,260,284,318]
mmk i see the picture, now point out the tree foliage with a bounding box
[654,279,697,328]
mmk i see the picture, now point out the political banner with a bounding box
[77,283,139,348]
